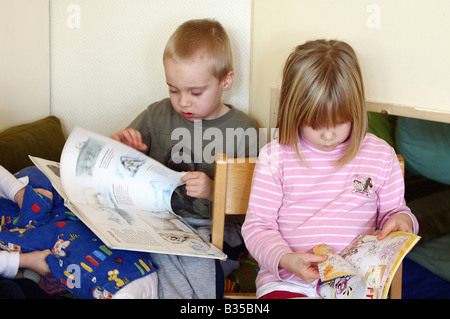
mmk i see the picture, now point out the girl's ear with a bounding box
[222,71,234,91]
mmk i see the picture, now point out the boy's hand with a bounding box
[378,213,414,240]
[279,252,327,283]
[19,250,51,276]
[111,128,148,151]
[181,171,214,201]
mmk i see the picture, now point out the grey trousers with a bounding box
[149,252,217,299]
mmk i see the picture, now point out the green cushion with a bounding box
[0,116,66,173]
[225,258,258,293]
[367,112,397,149]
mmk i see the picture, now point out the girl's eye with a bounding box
[336,121,350,127]
[191,91,203,96]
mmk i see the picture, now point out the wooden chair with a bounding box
[389,154,405,299]
[211,153,405,299]
[211,153,257,299]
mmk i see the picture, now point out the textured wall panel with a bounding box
[0,0,49,130]
[50,0,251,135]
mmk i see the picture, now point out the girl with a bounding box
[242,39,418,299]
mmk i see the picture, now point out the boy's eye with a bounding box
[191,91,203,96]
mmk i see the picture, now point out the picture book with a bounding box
[313,231,420,299]
[30,126,227,260]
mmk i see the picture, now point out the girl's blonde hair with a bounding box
[276,39,368,166]
[163,19,233,81]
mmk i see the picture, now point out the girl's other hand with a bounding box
[377,213,414,240]
[279,252,328,283]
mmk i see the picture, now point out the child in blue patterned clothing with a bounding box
[0,165,158,299]
[0,165,53,298]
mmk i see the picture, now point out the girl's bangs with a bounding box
[304,98,353,129]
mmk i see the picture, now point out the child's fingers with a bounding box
[181,171,204,183]
[123,129,143,149]
[180,172,213,200]
[112,129,147,150]
[378,214,414,240]
[180,172,195,183]
[312,254,328,263]
[377,220,396,240]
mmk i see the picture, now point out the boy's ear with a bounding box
[222,71,234,91]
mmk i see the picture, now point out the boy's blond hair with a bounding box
[276,39,368,166]
[163,19,233,81]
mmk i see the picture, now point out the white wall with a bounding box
[0,0,49,130]
[2,0,449,133]
[50,0,252,136]
[251,0,450,129]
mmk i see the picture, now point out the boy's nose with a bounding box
[179,93,191,107]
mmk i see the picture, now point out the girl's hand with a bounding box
[181,171,214,201]
[377,213,414,240]
[279,252,328,283]
[111,128,148,151]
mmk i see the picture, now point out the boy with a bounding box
[112,19,259,298]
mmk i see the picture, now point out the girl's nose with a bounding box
[321,129,336,141]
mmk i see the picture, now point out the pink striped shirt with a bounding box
[242,133,419,290]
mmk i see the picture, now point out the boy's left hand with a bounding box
[181,171,214,201]
[378,213,414,240]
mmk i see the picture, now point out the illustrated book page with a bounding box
[314,231,420,299]
[30,126,227,260]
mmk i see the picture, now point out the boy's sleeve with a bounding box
[233,113,260,158]
[0,251,20,278]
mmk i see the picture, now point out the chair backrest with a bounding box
[211,153,257,251]
[397,154,405,176]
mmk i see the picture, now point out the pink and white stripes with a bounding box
[242,133,418,289]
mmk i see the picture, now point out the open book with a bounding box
[30,126,227,260]
[313,231,420,299]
